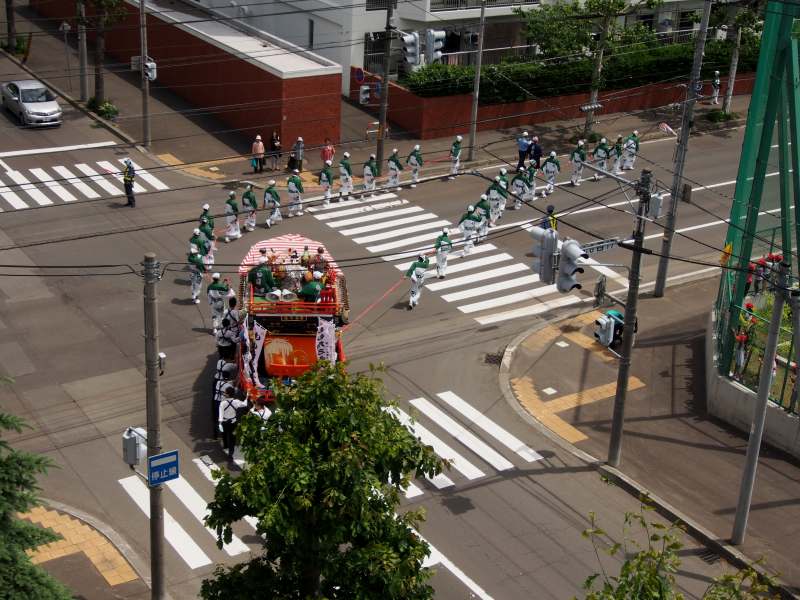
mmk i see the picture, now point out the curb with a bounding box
[498,294,799,600]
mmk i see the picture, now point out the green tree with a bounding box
[201,362,446,600]
[0,412,72,599]
[85,0,125,106]
[4,0,16,53]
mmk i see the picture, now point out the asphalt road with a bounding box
[0,89,753,598]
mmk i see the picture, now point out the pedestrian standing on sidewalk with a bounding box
[269,130,281,171]
[319,160,334,206]
[122,158,136,207]
[339,152,353,197]
[264,180,282,229]
[449,135,462,180]
[242,184,258,232]
[516,131,530,170]
[251,135,265,173]
[320,138,335,165]
[407,144,423,187]
[529,135,542,169]
[388,148,403,191]
[287,169,304,216]
[541,151,560,195]
[405,253,430,309]
[570,140,586,186]
[712,71,721,105]
[292,137,305,172]
[363,154,378,197]
[224,191,242,242]
[434,228,453,279]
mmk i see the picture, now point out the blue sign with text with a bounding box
[148,450,179,487]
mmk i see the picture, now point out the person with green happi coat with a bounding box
[188,246,205,304]
[570,140,587,186]
[387,148,404,191]
[592,138,610,180]
[405,253,430,309]
[248,256,276,297]
[190,228,210,257]
[263,179,282,229]
[224,191,242,242]
[541,151,561,195]
[475,193,491,242]
[287,169,304,216]
[449,135,462,179]
[338,152,353,197]
[434,227,453,279]
[207,272,230,334]
[242,184,258,232]
[459,205,483,255]
[200,203,215,230]
[319,160,334,205]
[362,154,378,196]
[622,130,640,170]
[511,167,531,210]
[406,144,423,187]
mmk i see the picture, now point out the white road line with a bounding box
[308,192,396,213]
[317,199,405,221]
[410,397,514,472]
[51,165,100,199]
[0,159,10,170]
[394,244,497,269]
[391,406,484,481]
[119,476,212,569]
[405,482,424,498]
[458,284,559,313]
[165,477,250,556]
[340,212,440,236]
[426,264,529,291]
[118,159,169,191]
[475,294,587,325]
[97,160,146,193]
[192,456,260,531]
[29,168,76,202]
[0,175,26,209]
[4,170,52,205]
[442,274,540,302]
[75,163,121,196]
[353,219,451,244]
[368,230,463,253]
[436,392,542,462]
[0,140,116,158]
[323,204,417,227]
[418,532,494,600]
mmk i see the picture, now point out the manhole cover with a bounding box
[698,549,720,564]
[484,352,503,365]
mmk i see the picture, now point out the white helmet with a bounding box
[600,137,607,144]
[202,203,210,210]
[343,151,350,158]
[578,140,584,146]
[392,148,398,154]
[259,256,267,264]
[480,194,487,201]
[325,159,332,166]
[456,135,463,141]
[714,70,719,75]
[292,168,299,174]
[494,176,501,182]
[414,144,420,150]
[550,151,556,157]
[467,204,475,211]
[313,271,323,280]
[212,272,221,280]
[193,228,200,235]
[228,191,235,198]
[517,167,524,172]
[500,167,507,175]
[268,179,276,186]
[369,153,376,159]
[442,227,449,235]
[633,130,639,136]
[522,131,528,137]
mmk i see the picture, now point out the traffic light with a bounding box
[425,29,446,64]
[401,32,421,69]
[144,60,157,82]
[530,225,558,285]
[359,84,370,105]
[594,314,615,347]
[557,239,588,293]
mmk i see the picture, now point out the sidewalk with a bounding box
[504,277,800,597]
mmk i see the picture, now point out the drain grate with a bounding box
[484,352,504,365]
[698,549,720,565]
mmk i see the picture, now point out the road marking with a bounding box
[427,264,529,291]
[308,192,396,213]
[436,391,542,462]
[562,329,615,362]
[165,477,250,556]
[323,204,416,227]
[51,165,100,199]
[118,158,169,191]
[192,456,259,531]
[405,481,424,498]
[0,159,9,170]
[75,163,121,196]
[29,168,76,202]
[441,274,540,302]
[4,170,52,205]
[414,253,514,278]
[0,174,26,209]
[97,160,146,193]
[418,531,495,600]
[458,284,558,313]
[545,378,645,414]
[368,230,464,253]
[410,397,514,472]
[0,141,116,158]
[353,219,451,244]
[317,199,405,221]
[340,212,440,236]
[118,476,212,569]
[394,243,497,269]
[475,294,588,325]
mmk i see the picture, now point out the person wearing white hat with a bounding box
[122,158,136,207]
[199,216,216,267]
[405,253,430,309]
[200,203,214,230]
[475,194,491,242]
[611,135,624,174]
[224,191,242,242]
[339,152,353,197]
[363,154,378,197]
[292,136,305,172]
[434,227,453,279]
[251,134,265,173]
[319,159,334,205]
[712,70,721,104]
[242,184,258,232]
[541,151,560,196]
[187,246,205,304]
[591,138,610,181]
[217,383,248,460]
[263,180,282,228]
[516,131,530,170]
[287,169,304,217]
[570,140,587,186]
[511,167,531,210]
[622,130,640,170]
[458,204,482,255]
[190,227,209,258]
[449,135,463,179]
[207,272,230,334]
[406,144,423,187]
[387,148,403,191]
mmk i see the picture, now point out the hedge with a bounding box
[401,40,760,104]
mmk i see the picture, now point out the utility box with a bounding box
[595,310,625,347]
[359,85,370,105]
[122,427,147,466]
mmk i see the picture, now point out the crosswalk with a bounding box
[116,390,542,574]
[0,159,169,210]
[309,191,620,324]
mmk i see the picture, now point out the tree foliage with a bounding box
[201,362,446,600]
[0,412,72,600]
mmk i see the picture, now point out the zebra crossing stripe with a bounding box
[51,165,99,199]
[97,160,146,193]
[458,284,559,313]
[385,409,455,489]
[307,192,395,213]
[4,170,52,205]
[352,219,451,244]
[426,264,529,292]
[409,397,514,472]
[340,212,440,236]
[0,174,26,209]
[118,159,169,191]
[193,457,259,531]
[316,199,406,221]
[474,294,587,325]
[389,474,425,499]
[118,476,212,569]
[320,202,412,224]
[436,392,543,463]
[441,274,540,302]
[75,163,121,196]
[434,253,514,276]
[165,477,250,556]
[29,168,76,202]
[367,230,461,253]
[393,243,497,269]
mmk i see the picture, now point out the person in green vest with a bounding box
[199,217,216,267]
[511,167,531,211]
[207,272,230,334]
[434,227,453,279]
[223,191,242,243]
[459,205,483,255]
[526,161,538,199]
[622,130,639,170]
[592,138,610,181]
[248,256,276,297]
[338,152,353,197]
[242,184,258,232]
[487,176,507,227]
[449,135,462,180]
[541,151,561,196]
[475,193,491,242]
[497,167,510,218]
[319,160,334,206]
[405,253,430,309]
[387,148,404,191]
[287,169,304,217]
[263,179,282,229]
[199,203,215,230]
[190,228,210,257]
[299,271,323,302]
[363,153,378,197]
[406,144,423,187]
[570,140,586,186]
[188,246,205,304]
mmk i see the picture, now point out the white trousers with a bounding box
[450,157,460,176]
[512,183,528,209]
[544,172,556,194]
[388,169,400,187]
[225,216,241,240]
[289,193,302,215]
[363,174,375,192]
[245,210,257,231]
[340,175,352,195]
[267,206,282,226]
[436,249,449,277]
[409,273,426,306]
[712,87,720,104]
[322,184,331,204]
[622,151,636,170]
[460,223,475,254]
[570,161,583,185]
[411,166,420,183]
[190,270,203,300]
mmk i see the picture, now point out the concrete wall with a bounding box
[706,310,800,460]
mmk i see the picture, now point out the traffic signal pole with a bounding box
[139,0,151,147]
[467,0,486,162]
[376,0,394,176]
[607,169,652,468]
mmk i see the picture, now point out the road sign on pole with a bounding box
[582,238,619,255]
[148,450,179,487]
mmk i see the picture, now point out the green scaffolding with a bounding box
[715,0,800,414]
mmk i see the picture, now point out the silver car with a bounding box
[1,79,62,127]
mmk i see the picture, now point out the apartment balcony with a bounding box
[430,0,537,9]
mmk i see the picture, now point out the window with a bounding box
[308,19,315,49]
[679,10,698,30]
[637,13,655,30]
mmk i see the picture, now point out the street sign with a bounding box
[148,450,179,487]
[354,67,365,83]
[582,238,619,255]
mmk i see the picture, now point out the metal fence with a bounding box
[430,0,537,10]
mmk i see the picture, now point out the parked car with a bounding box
[1,80,62,127]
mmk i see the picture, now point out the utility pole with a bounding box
[78,0,89,102]
[582,15,610,138]
[375,0,394,176]
[732,263,787,545]
[467,0,486,162]
[143,253,164,599]
[653,0,712,297]
[139,0,151,147]
[607,169,651,468]
[723,25,742,115]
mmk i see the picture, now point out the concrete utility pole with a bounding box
[467,0,486,162]
[582,15,611,138]
[607,169,652,468]
[78,0,89,102]
[59,21,72,92]
[732,263,787,545]
[723,25,742,115]
[376,0,394,176]
[143,253,164,599]
[653,0,712,297]
[139,0,151,147]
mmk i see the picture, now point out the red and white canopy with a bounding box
[238,233,341,275]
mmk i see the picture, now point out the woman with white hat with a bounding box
[251,134,265,173]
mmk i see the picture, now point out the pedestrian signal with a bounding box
[425,29,446,64]
[359,84,370,105]
[557,239,588,293]
[530,225,558,285]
